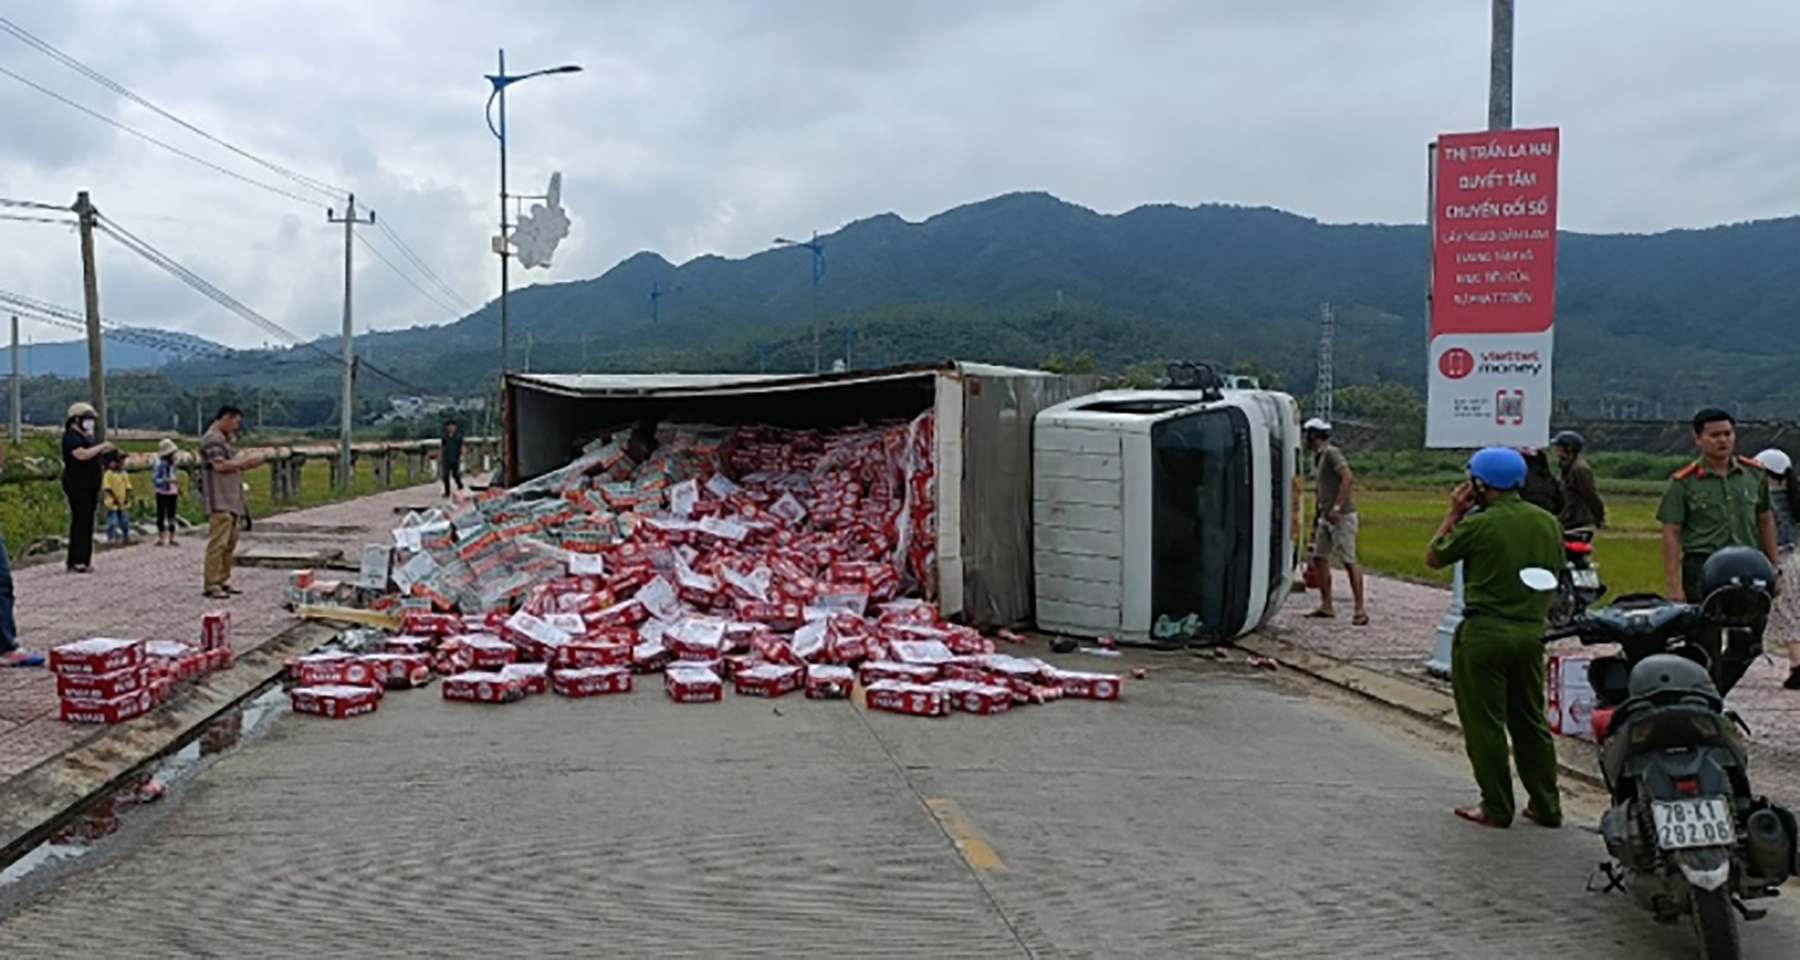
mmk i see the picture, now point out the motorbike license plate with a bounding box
[1570,568,1601,589]
[1651,798,1736,850]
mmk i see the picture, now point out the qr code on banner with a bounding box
[1495,391,1524,425]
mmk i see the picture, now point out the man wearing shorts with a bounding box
[1305,419,1367,625]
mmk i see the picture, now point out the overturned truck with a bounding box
[503,362,1097,628]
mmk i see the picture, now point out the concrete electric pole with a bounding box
[9,315,19,443]
[328,194,376,491]
[74,190,106,441]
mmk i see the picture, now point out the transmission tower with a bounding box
[1315,302,1335,423]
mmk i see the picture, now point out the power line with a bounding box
[0,287,228,358]
[95,214,429,393]
[0,197,70,212]
[374,218,475,313]
[0,213,73,226]
[354,231,463,319]
[0,62,323,207]
[0,31,474,328]
[0,16,344,201]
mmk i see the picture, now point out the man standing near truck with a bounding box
[1303,419,1367,626]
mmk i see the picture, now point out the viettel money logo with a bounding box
[1439,347,1476,380]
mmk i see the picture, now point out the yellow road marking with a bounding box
[925,797,1007,872]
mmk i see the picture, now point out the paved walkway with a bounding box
[1269,572,1800,802]
[0,485,441,783]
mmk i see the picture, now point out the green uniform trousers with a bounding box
[1451,616,1562,827]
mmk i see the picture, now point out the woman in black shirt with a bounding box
[61,402,116,573]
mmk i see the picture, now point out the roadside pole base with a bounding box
[1424,563,1464,679]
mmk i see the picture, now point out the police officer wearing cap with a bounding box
[1658,408,1780,694]
[1426,446,1564,829]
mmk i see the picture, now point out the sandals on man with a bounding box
[1352,613,1370,626]
[1303,609,1335,619]
[1454,805,1506,828]
[2,652,45,668]
[1522,806,1562,829]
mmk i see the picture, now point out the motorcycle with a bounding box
[1535,569,1797,960]
[1546,528,1606,628]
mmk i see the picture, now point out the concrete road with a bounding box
[2,653,1797,958]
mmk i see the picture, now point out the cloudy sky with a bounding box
[0,0,1796,349]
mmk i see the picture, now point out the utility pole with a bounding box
[1489,0,1515,131]
[328,194,376,491]
[74,191,106,441]
[523,330,534,373]
[1314,302,1335,424]
[1429,0,1518,680]
[9,315,19,443]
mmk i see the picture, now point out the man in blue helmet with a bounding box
[1425,446,1565,829]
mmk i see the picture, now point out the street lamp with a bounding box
[773,231,825,374]
[484,50,581,376]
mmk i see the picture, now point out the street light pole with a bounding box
[773,232,825,374]
[485,51,583,378]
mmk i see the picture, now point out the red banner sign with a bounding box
[1430,128,1559,336]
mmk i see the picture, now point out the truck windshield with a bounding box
[1150,407,1252,639]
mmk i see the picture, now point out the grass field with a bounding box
[1350,488,1667,599]
[2,434,440,558]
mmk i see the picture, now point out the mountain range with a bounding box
[129,191,1800,420]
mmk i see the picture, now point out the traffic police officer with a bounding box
[1658,407,1780,694]
[1425,446,1564,829]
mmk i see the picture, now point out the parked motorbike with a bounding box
[1534,549,1797,960]
[1546,528,1606,628]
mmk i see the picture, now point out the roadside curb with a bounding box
[1237,632,1607,791]
[0,619,337,872]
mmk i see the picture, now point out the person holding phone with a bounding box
[1425,446,1565,830]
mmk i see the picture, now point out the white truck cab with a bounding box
[1033,381,1301,644]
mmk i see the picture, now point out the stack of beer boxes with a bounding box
[53,638,154,724]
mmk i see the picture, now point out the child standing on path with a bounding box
[103,454,133,544]
[153,438,182,546]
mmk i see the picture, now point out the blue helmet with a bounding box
[1467,446,1528,491]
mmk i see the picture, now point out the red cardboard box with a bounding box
[551,665,634,698]
[1051,670,1123,701]
[363,653,432,689]
[51,638,146,677]
[934,680,1014,716]
[441,672,526,704]
[400,610,462,637]
[733,662,804,698]
[459,634,519,670]
[290,653,376,687]
[201,610,231,651]
[290,684,381,719]
[501,663,549,696]
[859,661,940,686]
[804,664,855,700]
[864,680,949,718]
[553,641,631,669]
[385,635,437,655]
[60,689,157,724]
[665,664,723,703]
[631,640,673,674]
[1547,651,1601,740]
[57,665,150,702]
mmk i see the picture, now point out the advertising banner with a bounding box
[1426,127,1560,448]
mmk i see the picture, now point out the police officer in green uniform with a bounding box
[1426,446,1564,829]
[1658,407,1780,694]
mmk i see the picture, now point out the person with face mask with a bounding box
[60,402,117,573]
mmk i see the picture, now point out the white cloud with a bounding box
[0,0,1796,348]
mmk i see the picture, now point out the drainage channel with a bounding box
[0,628,373,911]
